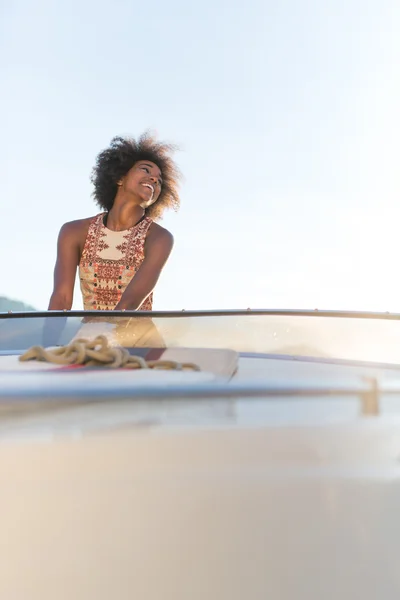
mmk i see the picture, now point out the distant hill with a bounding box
[0,296,37,312]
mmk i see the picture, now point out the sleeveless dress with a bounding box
[79,213,153,311]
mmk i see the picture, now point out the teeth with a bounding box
[142,183,154,192]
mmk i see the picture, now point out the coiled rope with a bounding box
[19,335,200,371]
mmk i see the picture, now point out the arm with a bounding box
[115,226,174,311]
[48,222,81,310]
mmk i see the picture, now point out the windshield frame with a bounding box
[1,309,400,321]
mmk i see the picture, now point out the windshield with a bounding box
[2,310,400,367]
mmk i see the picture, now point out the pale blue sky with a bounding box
[1,0,400,311]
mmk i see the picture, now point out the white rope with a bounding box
[19,335,200,371]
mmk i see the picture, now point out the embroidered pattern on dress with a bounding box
[80,217,110,263]
[79,213,153,310]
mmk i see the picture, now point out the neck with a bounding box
[105,195,145,232]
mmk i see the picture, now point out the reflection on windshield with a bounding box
[71,317,166,348]
[2,312,400,366]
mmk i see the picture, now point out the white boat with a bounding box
[1,308,400,600]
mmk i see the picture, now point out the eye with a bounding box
[140,166,150,173]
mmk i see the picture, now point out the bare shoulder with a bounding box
[145,221,174,260]
[147,221,174,244]
[58,215,101,253]
[59,216,97,235]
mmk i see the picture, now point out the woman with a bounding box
[48,133,181,312]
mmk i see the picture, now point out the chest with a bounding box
[79,216,150,268]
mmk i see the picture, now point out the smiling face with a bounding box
[119,160,163,208]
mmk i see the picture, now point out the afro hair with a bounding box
[90,132,181,219]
